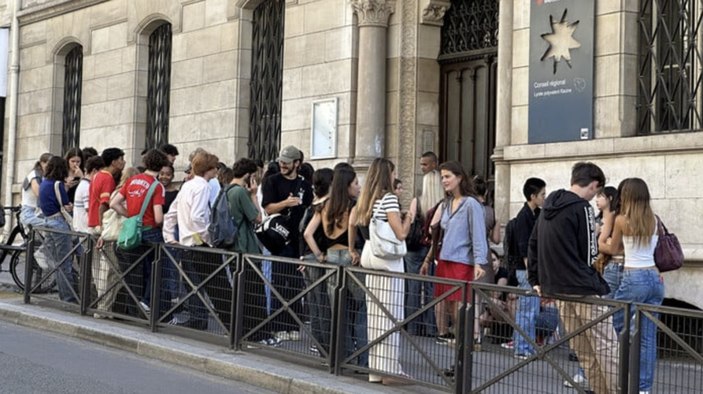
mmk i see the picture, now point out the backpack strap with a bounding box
[137,181,160,220]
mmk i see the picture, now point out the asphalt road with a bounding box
[0,320,273,394]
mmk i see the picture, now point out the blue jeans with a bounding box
[326,248,368,367]
[44,217,77,303]
[513,269,539,355]
[301,253,331,351]
[613,268,664,391]
[403,247,436,336]
[535,305,559,339]
[602,262,624,300]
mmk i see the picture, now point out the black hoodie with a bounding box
[527,189,609,296]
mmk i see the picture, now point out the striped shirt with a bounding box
[372,193,400,221]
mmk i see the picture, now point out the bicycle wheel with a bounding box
[10,249,56,294]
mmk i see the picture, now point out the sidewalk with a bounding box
[0,290,440,394]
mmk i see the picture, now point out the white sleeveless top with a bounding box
[622,220,658,268]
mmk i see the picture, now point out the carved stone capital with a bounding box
[351,0,395,27]
[420,0,451,26]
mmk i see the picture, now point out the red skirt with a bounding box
[434,259,474,302]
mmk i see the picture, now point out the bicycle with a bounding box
[0,206,56,293]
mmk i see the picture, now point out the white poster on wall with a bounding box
[0,28,7,98]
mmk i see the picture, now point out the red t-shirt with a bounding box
[120,173,165,228]
[88,170,116,228]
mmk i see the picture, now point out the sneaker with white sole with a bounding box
[288,330,301,341]
[138,301,151,314]
[275,331,291,341]
[563,373,587,388]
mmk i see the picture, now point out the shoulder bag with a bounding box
[117,181,159,250]
[654,215,684,272]
[369,194,407,259]
[53,181,74,231]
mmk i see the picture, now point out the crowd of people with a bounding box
[18,145,665,391]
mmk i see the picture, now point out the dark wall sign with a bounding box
[528,0,595,144]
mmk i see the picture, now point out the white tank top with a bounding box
[622,221,658,268]
[21,170,40,208]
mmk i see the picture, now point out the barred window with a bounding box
[145,23,172,149]
[638,0,703,134]
[62,45,82,153]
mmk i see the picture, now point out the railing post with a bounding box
[150,244,161,332]
[332,266,346,375]
[456,286,473,394]
[232,254,245,350]
[79,235,92,315]
[24,227,35,304]
[618,302,630,394]
[228,253,241,349]
[629,306,641,394]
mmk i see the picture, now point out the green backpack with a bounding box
[117,180,159,250]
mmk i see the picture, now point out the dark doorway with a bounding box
[249,0,284,162]
[439,0,499,188]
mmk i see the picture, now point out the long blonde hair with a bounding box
[618,178,656,247]
[419,170,443,216]
[355,158,395,226]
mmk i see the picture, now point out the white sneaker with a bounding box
[288,330,301,341]
[275,331,291,341]
[139,301,151,314]
[563,373,587,388]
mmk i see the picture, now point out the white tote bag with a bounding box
[369,218,407,260]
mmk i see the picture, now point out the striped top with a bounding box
[372,193,400,221]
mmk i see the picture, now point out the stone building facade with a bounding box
[0,0,701,308]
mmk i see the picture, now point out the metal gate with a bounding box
[248,0,284,162]
[439,0,499,184]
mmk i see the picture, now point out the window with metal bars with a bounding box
[638,0,703,134]
[62,45,82,154]
[145,23,172,150]
[248,0,284,162]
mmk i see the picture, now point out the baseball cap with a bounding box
[277,145,302,163]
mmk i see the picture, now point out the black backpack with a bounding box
[503,217,521,274]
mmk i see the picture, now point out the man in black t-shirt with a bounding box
[261,145,313,341]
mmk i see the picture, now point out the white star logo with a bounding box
[540,9,581,74]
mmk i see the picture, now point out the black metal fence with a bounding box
[236,254,339,366]
[25,227,90,312]
[22,228,703,393]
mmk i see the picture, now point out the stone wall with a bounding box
[506,0,703,307]
[10,0,248,185]
[280,0,357,169]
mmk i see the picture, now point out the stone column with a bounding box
[494,0,513,224]
[351,0,395,166]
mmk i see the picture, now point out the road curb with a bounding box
[0,300,379,394]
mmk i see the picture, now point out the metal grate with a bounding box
[62,45,82,154]
[638,0,703,134]
[248,0,284,162]
[146,23,172,150]
[439,0,499,62]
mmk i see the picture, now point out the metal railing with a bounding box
[471,283,629,393]
[21,229,703,393]
[87,241,156,324]
[236,254,339,366]
[337,266,469,393]
[155,244,238,343]
[25,227,91,313]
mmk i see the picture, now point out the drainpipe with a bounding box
[4,0,20,236]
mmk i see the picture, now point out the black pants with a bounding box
[181,248,234,331]
[269,244,305,333]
